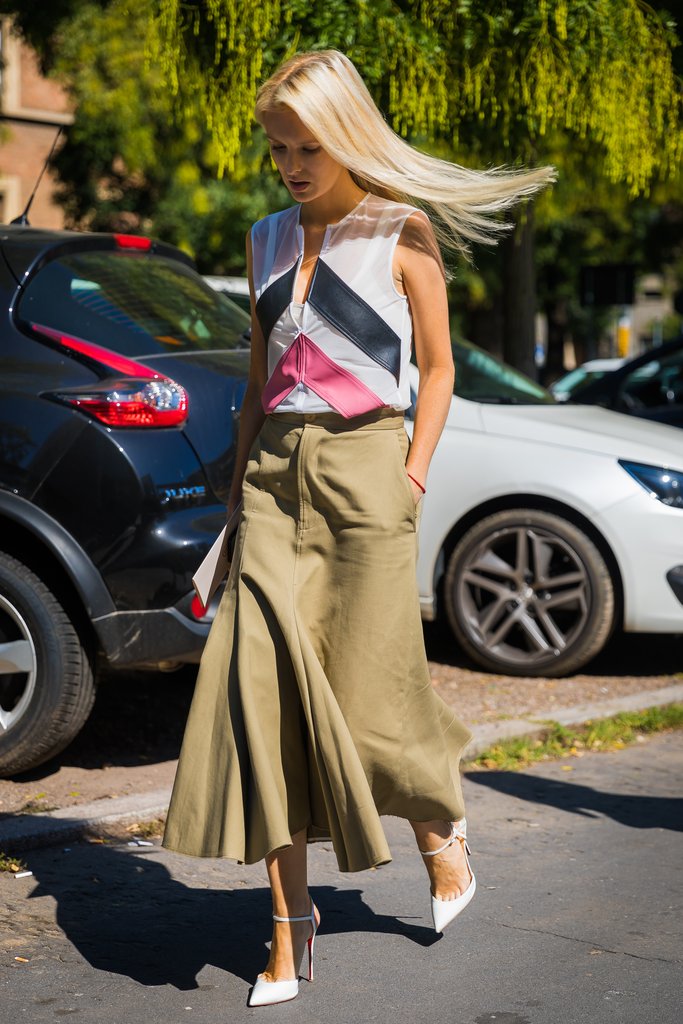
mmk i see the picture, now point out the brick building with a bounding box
[0,18,73,227]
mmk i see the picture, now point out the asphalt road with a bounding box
[2,732,681,1024]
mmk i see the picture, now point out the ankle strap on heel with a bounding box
[419,821,471,857]
[272,901,316,924]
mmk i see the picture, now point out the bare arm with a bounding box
[226,230,268,515]
[395,213,454,501]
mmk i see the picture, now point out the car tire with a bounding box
[444,509,615,677]
[0,552,96,776]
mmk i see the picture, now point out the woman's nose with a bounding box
[282,152,302,176]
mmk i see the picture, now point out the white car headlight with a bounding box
[619,460,683,509]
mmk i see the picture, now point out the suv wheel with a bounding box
[0,552,95,776]
[444,509,615,677]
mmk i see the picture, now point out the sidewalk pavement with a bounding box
[1,682,682,853]
[3,730,681,1024]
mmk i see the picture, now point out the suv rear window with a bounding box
[16,250,250,356]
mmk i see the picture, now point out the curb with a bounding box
[1,683,682,854]
[463,682,683,758]
[0,789,172,853]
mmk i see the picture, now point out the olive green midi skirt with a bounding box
[162,408,472,872]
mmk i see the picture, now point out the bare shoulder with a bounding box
[398,209,434,248]
[396,209,445,280]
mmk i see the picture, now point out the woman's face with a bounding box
[261,106,348,204]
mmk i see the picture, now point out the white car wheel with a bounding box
[444,509,615,677]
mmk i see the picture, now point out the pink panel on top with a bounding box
[261,332,386,419]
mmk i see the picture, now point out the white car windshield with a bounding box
[451,339,554,405]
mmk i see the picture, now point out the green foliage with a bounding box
[153,0,682,194]
[154,0,282,178]
[470,702,683,771]
[0,850,27,872]
[14,0,289,270]
[0,1,105,70]
[151,159,288,272]
[125,817,166,839]
[2,0,681,322]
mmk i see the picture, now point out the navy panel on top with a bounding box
[255,262,297,345]
[308,259,401,382]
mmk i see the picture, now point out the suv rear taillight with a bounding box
[52,377,188,427]
[32,323,189,428]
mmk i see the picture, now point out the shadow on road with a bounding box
[424,621,683,677]
[23,842,437,990]
[465,769,683,832]
[13,666,199,779]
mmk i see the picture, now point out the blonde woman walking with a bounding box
[163,49,553,1006]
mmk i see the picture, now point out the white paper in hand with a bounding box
[192,501,243,608]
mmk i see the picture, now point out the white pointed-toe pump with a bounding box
[419,818,476,933]
[248,901,319,1007]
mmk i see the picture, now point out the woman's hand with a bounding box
[407,472,425,506]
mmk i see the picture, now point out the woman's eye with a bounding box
[269,143,319,154]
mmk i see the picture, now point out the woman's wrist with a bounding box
[406,471,426,495]
[227,491,242,516]
[406,458,428,494]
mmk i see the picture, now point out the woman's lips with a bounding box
[289,180,310,192]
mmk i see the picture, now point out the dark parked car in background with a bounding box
[564,339,683,428]
[549,358,625,402]
[0,225,250,775]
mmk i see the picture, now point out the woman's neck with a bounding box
[298,176,368,230]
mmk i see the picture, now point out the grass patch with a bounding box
[21,800,59,814]
[0,851,27,874]
[469,702,683,771]
[20,792,59,815]
[125,816,166,840]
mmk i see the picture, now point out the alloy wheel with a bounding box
[0,593,38,733]
[456,524,591,668]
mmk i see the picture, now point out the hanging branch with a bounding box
[151,0,682,193]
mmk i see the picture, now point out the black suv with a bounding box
[565,338,683,429]
[0,226,251,775]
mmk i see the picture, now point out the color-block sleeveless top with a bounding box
[251,192,419,418]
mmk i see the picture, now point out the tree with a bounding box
[456,137,683,379]
[0,0,289,271]
[3,2,681,369]
[150,0,682,374]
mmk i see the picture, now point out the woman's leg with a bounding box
[409,819,473,900]
[259,828,319,982]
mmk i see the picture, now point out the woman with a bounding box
[163,49,553,1006]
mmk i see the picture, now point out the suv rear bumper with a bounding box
[93,605,212,668]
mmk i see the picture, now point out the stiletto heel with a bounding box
[419,818,476,933]
[248,901,319,1007]
[307,929,315,982]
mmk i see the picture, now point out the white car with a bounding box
[409,341,683,677]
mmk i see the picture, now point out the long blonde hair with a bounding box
[255,50,555,260]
